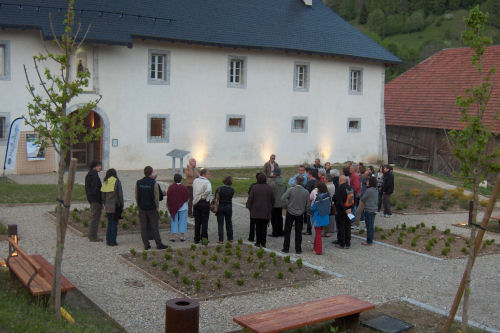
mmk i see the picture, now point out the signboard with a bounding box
[3,117,23,170]
[26,133,45,161]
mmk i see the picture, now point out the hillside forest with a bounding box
[322,0,500,81]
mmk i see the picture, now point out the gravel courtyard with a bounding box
[1,199,499,332]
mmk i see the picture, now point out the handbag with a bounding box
[210,188,220,213]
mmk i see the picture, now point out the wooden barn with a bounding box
[384,45,500,176]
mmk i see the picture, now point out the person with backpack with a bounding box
[334,175,354,249]
[311,182,331,255]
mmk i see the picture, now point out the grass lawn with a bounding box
[0,177,87,204]
[0,268,124,332]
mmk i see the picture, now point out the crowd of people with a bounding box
[84,155,395,253]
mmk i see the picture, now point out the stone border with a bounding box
[45,211,172,237]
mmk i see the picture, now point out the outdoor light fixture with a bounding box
[8,224,18,257]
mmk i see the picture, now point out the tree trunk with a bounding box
[461,177,480,332]
[444,175,500,332]
[50,151,76,319]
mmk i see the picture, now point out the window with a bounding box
[148,50,170,85]
[227,56,247,88]
[147,114,170,143]
[349,68,363,94]
[347,118,361,132]
[294,62,310,91]
[226,115,245,132]
[291,117,308,133]
[0,113,10,141]
[0,41,10,81]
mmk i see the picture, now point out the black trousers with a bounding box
[252,218,268,247]
[139,209,162,248]
[193,200,210,243]
[283,212,303,252]
[248,219,256,241]
[216,204,233,242]
[336,210,351,247]
[303,213,312,233]
[270,207,284,236]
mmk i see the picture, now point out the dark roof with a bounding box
[0,0,401,64]
[385,45,500,133]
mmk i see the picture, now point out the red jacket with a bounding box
[350,172,361,196]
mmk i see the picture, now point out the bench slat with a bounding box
[8,257,52,295]
[31,255,76,293]
[233,295,375,333]
[7,237,44,277]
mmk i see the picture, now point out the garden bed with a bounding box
[48,204,171,237]
[453,219,500,234]
[357,223,500,259]
[121,240,326,300]
[391,177,489,214]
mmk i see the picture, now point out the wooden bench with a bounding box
[5,237,76,299]
[233,295,375,333]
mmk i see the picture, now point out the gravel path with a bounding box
[1,201,500,332]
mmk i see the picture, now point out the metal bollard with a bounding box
[165,298,199,333]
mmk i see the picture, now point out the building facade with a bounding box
[0,0,399,173]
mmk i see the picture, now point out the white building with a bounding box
[0,0,400,174]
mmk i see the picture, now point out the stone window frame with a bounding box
[291,116,308,133]
[293,61,310,92]
[347,117,362,132]
[147,114,170,143]
[227,55,247,89]
[0,40,11,81]
[348,67,363,95]
[226,114,246,132]
[0,112,10,142]
[148,49,171,85]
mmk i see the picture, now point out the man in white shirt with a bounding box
[192,168,212,243]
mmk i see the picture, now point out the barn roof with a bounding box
[385,45,500,133]
[0,0,400,64]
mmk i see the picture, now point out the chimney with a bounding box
[302,0,312,6]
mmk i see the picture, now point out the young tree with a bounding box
[23,0,101,318]
[359,2,369,24]
[444,6,500,332]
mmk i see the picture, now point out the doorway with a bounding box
[68,110,103,168]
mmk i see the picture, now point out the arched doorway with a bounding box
[68,110,103,169]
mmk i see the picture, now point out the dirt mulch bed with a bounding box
[121,242,327,300]
[47,204,172,237]
[356,223,500,259]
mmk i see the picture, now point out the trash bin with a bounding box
[165,298,199,333]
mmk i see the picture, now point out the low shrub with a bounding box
[410,188,421,196]
[359,228,365,234]
[427,188,445,199]
[237,238,243,245]
[296,258,303,268]
[253,271,261,279]
[444,228,451,235]
[177,259,184,266]
[181,276,190,285]
[277,272,284,279]
[130,248,136,256]
[151,261,158,267]
[188,263,196,272]
[237,279,244,286]
[201,258,206,265]
[259,262,266,269]
[288,267,294,273]
[284,256,291,263]
[195,280,201,291]
[142,251,147,261]
[232,262,240,269]
[190,244,197,251]
[162,263,169,271]
[172,268,179,277]
[224,270,232,278]
[398,237,403,244]
[441,247,450,256]
[216,279,222,289]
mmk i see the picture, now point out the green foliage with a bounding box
[296,258,303,268]
[164,253,171,260]
[232,262,241,269]
[237,238,243,245]
[225,248,232,256]
[256,248,265,259]
[195,280,201,292]
[444,228,451,234]
[201,258,206,265]
[224,270,233,278]
[172,268,179,277]
[181,276,190,285]
[236,279,244,286]
[216,279,222,289]
[215,245,222,252]
[176,249,183,256]
[188,263,196,272]
[359,228,365,234]
[288,266,294,273]
[177,259,184,266]
[161,263,169,271]
[258,262,266,269]
[246,256,253,263]
[448,5,500,227]
[211,254,218,262]
[202,238,209,246]
[225,242,232,248]
[277,272,284,279]
[151,261,158,267]
[442,247,450,255]
[141,251,147,261]
[190,244,196,251]
[284,256,291,263]
[398,237,403,244]
[130,248,136,256]
[253,271,260,279]
[313,269,321,275]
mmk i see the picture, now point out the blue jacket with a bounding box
[288,173,308,187]
[311,192,331,227]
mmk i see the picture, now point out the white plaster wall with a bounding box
[1,30,386,172]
